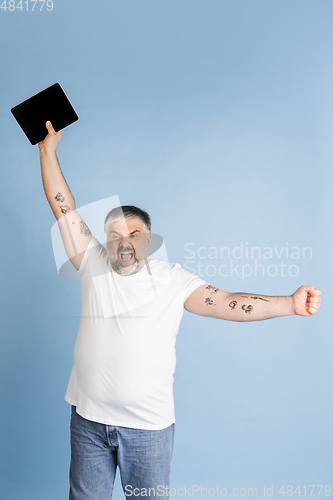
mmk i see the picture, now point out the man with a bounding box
[38,121,321,500]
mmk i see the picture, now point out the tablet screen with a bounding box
[11,83,79,145]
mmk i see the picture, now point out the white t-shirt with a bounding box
[64,236,207,430]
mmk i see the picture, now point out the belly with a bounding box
[73,325,175,407]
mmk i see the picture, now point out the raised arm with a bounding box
[184,284,321,321]
[39,121,92,270]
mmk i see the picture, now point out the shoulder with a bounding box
[151,260,208,302]
[78,236,108,275]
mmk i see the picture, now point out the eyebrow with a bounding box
[109,229,141,236]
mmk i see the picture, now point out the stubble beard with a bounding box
[108,248,146,276]
[111,258,140,276]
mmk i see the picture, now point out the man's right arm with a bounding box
[39,121,92,271]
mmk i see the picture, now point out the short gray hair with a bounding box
[104,205,151,233]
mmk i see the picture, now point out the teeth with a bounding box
[120,252,133,260]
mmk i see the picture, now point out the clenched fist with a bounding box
[291,285,321,316]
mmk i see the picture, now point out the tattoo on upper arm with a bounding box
[60,205,70,214]
[229,300,237,310]
[242,304,253,314]
[79,221,91,236]
[204,285,220,306]
[54,192,65,202]
[206,285,219,294]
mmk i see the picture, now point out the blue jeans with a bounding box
[69,406,175,500]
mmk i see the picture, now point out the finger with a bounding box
[307,306,318,315]
[302,285,321,297]
[46,120,56,134]
[308,301,321,307]
[308,296,321,303]
[307,302,320,309]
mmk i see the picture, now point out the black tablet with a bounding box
[11,83,79,145]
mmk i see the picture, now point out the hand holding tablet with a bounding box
[11,83,79,145]
[38,121,62,154]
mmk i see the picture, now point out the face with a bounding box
[105,217,151,276]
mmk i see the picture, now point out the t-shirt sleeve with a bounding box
[175,264,208,304]
[78,236,108,277]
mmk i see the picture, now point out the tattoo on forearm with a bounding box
[79,221,91,236]
[60,205,70,214]
[241,295,269,302]
[229,300,237,310]
[205,297,216,306]
[54,192,65,202]
[242,304,253,314]
[206,285,219,294]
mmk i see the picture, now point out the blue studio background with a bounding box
[1,1,332,499]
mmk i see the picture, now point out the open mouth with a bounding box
[120,251,134,261]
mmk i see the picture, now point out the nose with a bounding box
[119,235,134,249]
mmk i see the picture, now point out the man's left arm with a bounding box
[184,284,321,321]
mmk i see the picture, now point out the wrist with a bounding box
[287,295,296,316]
[39,147,57,159]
